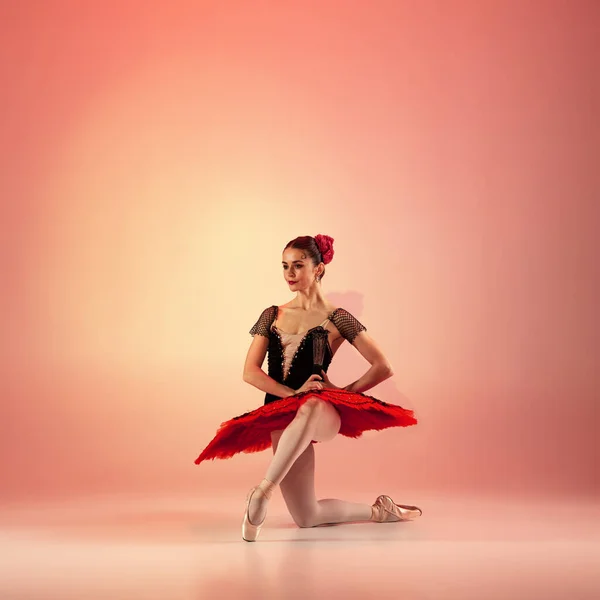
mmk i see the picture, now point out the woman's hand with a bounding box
[320,369,342,390]
[295,374,324,394]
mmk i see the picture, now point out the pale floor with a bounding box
[0,490,598,600]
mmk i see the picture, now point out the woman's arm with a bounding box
[242,335,297,397]
[343,363,393,393]
[243,368,297,398]
[342,332,394,393]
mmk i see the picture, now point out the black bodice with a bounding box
[249,305,367,405]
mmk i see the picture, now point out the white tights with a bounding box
[248,397,374,527]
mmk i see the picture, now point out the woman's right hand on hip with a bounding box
[295,374,323,394]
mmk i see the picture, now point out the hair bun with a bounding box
[314,234,335,265]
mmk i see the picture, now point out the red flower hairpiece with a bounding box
[314,234,334,265]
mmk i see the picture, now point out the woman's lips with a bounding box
[288,281,297,285]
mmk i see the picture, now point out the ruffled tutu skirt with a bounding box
[194,388,417,464]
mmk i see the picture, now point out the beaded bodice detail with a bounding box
[272,316,331,380]
[249,305,367,405]
[275,329,303,380]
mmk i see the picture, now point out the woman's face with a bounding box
[282,248,320,291]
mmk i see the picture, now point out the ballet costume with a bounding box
[194,306,422,540]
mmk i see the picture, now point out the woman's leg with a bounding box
[248,397,343,525]
[272,429,373,527]
[248,398,373,528]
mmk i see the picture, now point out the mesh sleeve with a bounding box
[249,305,277,338]
[331,308,367,344]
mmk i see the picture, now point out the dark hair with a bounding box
[284,236,327,279]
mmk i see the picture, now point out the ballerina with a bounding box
[195,234,421,541]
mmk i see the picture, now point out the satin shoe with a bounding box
[242,486,265,542]
[242,479,277,542]
[371,494,423,522]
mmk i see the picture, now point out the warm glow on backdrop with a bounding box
[1,1,597,504]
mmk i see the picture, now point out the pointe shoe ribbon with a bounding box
[371,494,423,522]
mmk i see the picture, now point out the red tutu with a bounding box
[194,388,417,464]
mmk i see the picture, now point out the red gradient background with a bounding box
[1,0,597,505]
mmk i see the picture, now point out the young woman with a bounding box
[195,234,421,541]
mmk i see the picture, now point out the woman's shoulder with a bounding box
[329,306,364,320]
[328,307,367,342]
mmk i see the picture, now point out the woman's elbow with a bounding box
[243,369,257,383]
[381,363,394,377]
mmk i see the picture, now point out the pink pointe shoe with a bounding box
[242,480,276,542]
[371,495,423,522]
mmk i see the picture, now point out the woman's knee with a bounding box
[295,397,340,441]
[292,510,318,528]
[297,396,328,420]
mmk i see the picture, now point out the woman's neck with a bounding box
[290,288,330,312]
